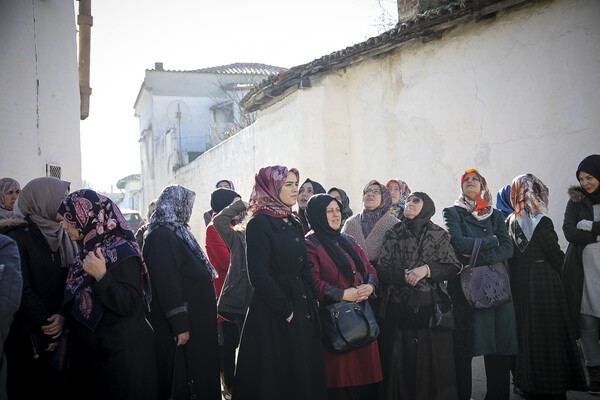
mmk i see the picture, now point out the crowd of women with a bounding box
[0,153,599,400]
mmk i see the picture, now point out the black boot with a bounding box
[587,365,600,394]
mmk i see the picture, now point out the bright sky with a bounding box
[79,0,397,192]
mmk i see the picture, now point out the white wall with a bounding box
[0,0,82,188]
[152,0,600,249]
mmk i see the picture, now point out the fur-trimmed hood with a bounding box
[568,185,587,203]
[0,217,27,235]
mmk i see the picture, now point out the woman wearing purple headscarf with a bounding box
[233,165,326,400]
[57,189,156,400]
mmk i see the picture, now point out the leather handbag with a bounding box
[320,299,380,353]
[460,237,512,309]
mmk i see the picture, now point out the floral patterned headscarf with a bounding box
[508,174,549,251]
[147,185,217,278]
[58,189,152,331]
[454,168,493,221]
[249,165,299,218]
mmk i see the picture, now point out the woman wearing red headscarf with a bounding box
[232,165,326,400]
[442,169,517,400]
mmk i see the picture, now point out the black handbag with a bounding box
[320,299,380,353]
[460,237,512,309]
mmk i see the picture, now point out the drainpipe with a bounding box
[77,0,92,120]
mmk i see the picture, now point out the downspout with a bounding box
[77,0,92,120]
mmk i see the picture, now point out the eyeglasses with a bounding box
[363,188,381,196]
[407,197,422,204]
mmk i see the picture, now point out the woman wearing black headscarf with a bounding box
[327,187,353,228]
[296,178,326,234]
[306,193,382,400]
[378,192,462,400]
[562,154,600,394]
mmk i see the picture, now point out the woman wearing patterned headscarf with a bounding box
[233,165,326,400]
[379,192,462,400]
[562,154,600,395]
[306,193,381,400]
[57,189,156,400]
[442,168,517,400]
[386,178,411,219]
[2,177,76,398]
[507,174,586,399]
[143,184,221,400]
[0,177,21,220]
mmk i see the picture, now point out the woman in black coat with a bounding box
[507,174,586,399]
[58,189,157,400]
[562,154,600,394]
[232,165,326,400]
[2,177,76,398]
[143,185,221,400]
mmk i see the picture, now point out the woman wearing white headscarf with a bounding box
[507,174,586,399]
[0,177,21,220]
[1,177,77,398]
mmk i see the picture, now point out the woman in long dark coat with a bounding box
[306,193,382,400]
[507,174,586,399]
[57,189,157,400]
[378,192,461,400]
[143,185,221,400]
[442,168,517,400]
[233,165,326,400]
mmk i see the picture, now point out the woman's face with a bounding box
[403,196,423,220]
[57,215,80,241]
[462,173,482,198]
[2,187,20,210]
[362,184,382,211]
[279,172,299,207]
[325,200,342,230]
[298,182,314,210]
[579,171,599,194]
[217,181,231,189]
[388,182,401,206]
[328,190,342,204]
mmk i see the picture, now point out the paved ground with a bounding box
[471,356,597,400]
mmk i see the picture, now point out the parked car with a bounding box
[120,209,145,233]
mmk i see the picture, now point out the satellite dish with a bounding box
[167,100,189,124]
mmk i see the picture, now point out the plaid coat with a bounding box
[508,216,587,395]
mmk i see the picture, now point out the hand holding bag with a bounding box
[460,237,512,309]
[320,299,380,353]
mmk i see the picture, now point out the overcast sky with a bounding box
[79,0,397,192]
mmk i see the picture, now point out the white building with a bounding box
[135,0,599,250]
[132,62,287,212]
[0,0,88,188]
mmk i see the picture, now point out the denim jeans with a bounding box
[580,313,600,366]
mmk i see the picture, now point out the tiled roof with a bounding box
[241,0,531,112]
[193,62,287,75]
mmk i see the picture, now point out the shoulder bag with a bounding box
[460,237,512,309]
[320,298,380,353]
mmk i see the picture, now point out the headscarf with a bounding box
[216,179,235,190]
[17,177,77,266]
[58,189,152,331]
[360,180,392,237]
[386,178,411,211]
[147,185,217,278]
[210,188,240,214]
[0,177,21,220]
[403,192,436,235]
[298,178,326,230]
[453,168,493,221]
[508,174,549,251]
[249,165,300,218]
[576,154,600,204]
[327,187,353,222]
[306,194,366,285]
[495,184,514,219]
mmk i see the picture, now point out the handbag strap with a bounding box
[469,237,483,267]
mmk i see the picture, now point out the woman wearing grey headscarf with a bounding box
[1,176,77,398]
[0,177,21,220]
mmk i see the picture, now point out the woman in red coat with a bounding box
[306,193,382,400]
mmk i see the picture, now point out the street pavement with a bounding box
[471,356,597,399]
